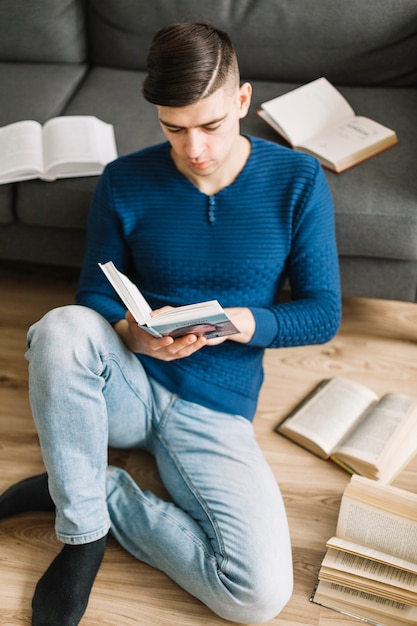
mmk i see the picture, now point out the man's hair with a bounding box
[142,21,240,106]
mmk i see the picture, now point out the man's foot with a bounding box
[32,535,107,626]
[0,473,54,519]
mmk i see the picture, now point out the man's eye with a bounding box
[205,125,220,132]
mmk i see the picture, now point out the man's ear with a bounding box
[238,82,252,119]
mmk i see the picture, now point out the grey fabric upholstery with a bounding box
[246,82,417,262]
[0,0,416,302]
[0,0,86,63]
[88,0,417,86]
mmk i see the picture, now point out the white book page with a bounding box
[0,120,43,183]
[322,547,417,592]
[302,116,396,163]
[280,378,378,457]
[261,77,354,146]
[336,496,417,564]
[326,537,417,574]
[98,262,151,326]
[334,394,417,467]
[42,116,117,180]
[314,579,417,623]
[154,300,221,323]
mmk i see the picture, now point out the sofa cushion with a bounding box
[0,187,14,225]
[245,82,417,262]
[16,67,417,265]
[61,67,164,155]
[0,0,86,63]
[0,61,87,230]
[0,222,86,267]
[15,67,164,231]
[339,257,417,302]
[16,177,94,230]
[0,63,87,126]
[88,0,417,86]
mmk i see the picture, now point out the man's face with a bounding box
[156,82,251,183]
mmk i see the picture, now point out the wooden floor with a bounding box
[1,262,417,626]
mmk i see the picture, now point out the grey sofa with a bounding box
[1,0,416,301]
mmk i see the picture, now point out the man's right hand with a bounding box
[113,311,207,361]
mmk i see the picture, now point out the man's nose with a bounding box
[185,129,204,158]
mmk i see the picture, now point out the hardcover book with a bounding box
[275,376,417,483]
[258,77,398,173]
[0,115,117,184]
[311,475,417,625]
[99,261,239,340]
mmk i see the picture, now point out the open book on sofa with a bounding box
[0,115,117,184]
[258,78,398,173]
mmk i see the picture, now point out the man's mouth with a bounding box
[188,160,211,170]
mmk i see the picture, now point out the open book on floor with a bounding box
[0,115,117,184]
[99,261,239,340]
[311,475,417,625]
[275,376,417,483]
[258,77,398,173]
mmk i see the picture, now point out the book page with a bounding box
[0,120,43,183]
[322,548,417,593]
[326,537,417,574]
[42,116,117,180]
[152,302,239,339]
[301,115,397,169]
[98,262,152,327]
[336,495,417,564]
[261,77,354,146]
[278,377,378,457]
[334,394,417,468]
[346,475,417,517]
[313,580,417,624]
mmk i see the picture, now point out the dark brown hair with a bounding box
[142,21,240,106]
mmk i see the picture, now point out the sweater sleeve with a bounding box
[249,159,341,349]
[76,165,132,323]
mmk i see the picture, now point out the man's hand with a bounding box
[206,307,256,346]
[113,306,256,360]
[114,311,208,361]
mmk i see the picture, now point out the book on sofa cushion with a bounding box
[0,115,117,184]
[258,77,398,173]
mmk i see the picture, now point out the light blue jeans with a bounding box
[25,305,293,623]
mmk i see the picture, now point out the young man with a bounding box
[0,21,341,626]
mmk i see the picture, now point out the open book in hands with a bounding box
[0,116,117,184]
[99,261,240,339]
[258,77,398,173]
[275,376,417,483]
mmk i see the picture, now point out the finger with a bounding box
[159,335,206,360]
[126,310,137,324]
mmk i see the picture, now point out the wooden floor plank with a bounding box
[1,263,416,625]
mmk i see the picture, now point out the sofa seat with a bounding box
[246,84,417,301]
[0,0,416,301]
[0,62,87,225]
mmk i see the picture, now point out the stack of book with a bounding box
[311,475,417,625]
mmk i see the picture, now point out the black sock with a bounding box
[0,473,54,519]
[32,535,107,626]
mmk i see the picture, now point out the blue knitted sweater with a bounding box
[76,136,341,420]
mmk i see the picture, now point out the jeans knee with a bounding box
[215,566,293,624]
[26,305,109,369]
[233,580,293,624]
[28,305,102,346]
